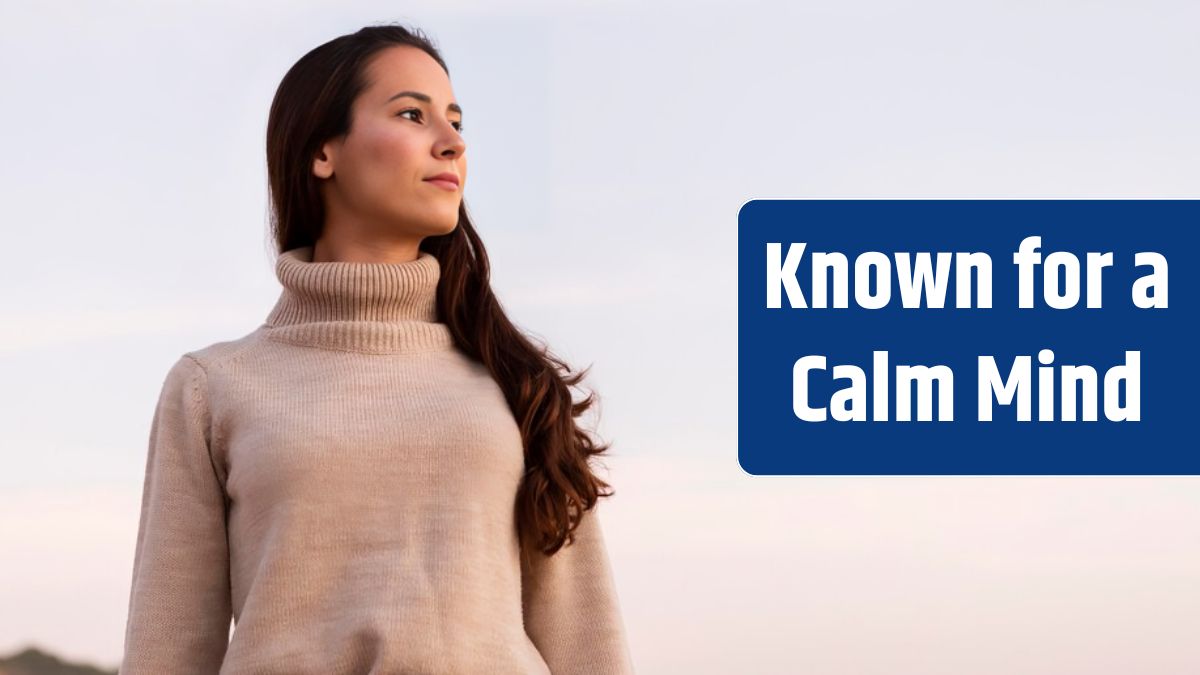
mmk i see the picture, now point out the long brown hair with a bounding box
[265,23,615,561]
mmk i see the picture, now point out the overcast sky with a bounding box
[1,1,1198,672]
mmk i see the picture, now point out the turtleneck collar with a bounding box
[262,245,456,354]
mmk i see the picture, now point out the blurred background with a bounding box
[1,1,1198,673]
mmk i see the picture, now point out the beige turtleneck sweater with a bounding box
[121,246,635,674]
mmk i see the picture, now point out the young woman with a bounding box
[121,23,634,674]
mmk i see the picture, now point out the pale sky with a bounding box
[1,1,1198,673]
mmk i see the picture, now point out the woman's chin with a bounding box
[388,208,459,236]
[430,217,459,235]
[434,210,461,233]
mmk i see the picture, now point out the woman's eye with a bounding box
[398,108,464,133]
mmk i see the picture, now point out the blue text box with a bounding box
[737,199,1197,475]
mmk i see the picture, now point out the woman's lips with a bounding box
[423,178,459,191]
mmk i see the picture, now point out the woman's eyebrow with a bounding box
[386,90,462,114]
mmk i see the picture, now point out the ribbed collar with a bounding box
[262,245,456,354]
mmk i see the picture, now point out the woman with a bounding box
[121,23,635,674]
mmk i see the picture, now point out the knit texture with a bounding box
[121,246,635,674]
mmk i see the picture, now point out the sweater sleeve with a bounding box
[121,354,232,673]
[521,504,636,675]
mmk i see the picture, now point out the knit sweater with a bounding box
[121,246,635,674]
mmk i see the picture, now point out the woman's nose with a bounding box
[435,121,465,158]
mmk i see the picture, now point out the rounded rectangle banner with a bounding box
[738,199,1196,475]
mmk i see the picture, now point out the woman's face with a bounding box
[313,45,467,238]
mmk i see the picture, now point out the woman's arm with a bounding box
[521,505,636,674]
[121,354,232,673]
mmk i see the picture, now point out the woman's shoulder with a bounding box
[179,324,272,376]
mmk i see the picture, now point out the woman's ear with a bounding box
[312,142,335,179]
